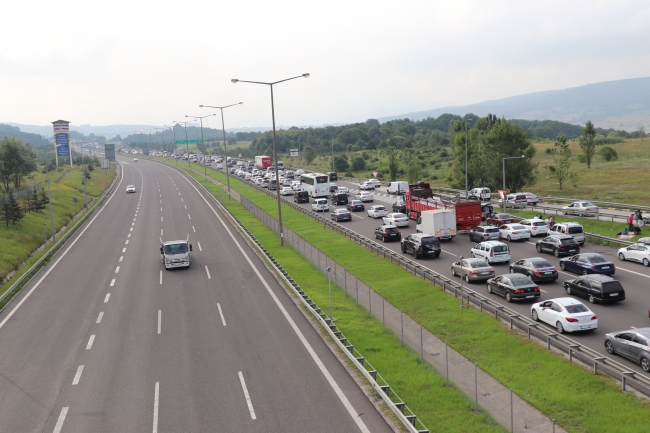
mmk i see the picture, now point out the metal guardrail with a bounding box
[173,164,429,433]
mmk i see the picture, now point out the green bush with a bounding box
[351,155,366,171]
[576,154,587,163]
[598,146,618,162]
[594,136,625,145]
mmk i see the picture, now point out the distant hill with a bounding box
[378,77,650,131]
[0,124,50,147]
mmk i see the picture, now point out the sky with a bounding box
[1,0,650,131]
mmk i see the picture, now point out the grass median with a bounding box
[156,158,650,433]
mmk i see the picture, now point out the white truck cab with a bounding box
[160,236,193,269]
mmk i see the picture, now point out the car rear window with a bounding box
[421,237,440,246]
[492,245,508,253]
[560,237,577,244]
[533,261,553,268]
[601,281,623,292]
[588,256,608,264]
[485,228,500,233]
[568,226,583,234]
[511,278,534,287]
[565,304,589,313]
[532,221,547,227]
[384,227,399,234]
[470,262,490,268]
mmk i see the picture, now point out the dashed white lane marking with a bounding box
[97,312,104,323]
[161,229,163,236]
[161,207,163,212]
[192,226,196,232]
[110,279,116,287]
[122,248,126,253]
[238,372,256,420]
[115,266,120,273]
[188,214,191,220]
[104,293,110,303]
[218,303,226,326]
[132,222,135,226]
[86,334,96,350]
[119,256,123,262]
[160,270,163,285]
[52,407,69,433]
[161,217,163,222]
[72,365,84,385]
[351,214,364,219]
[442,250,458,257]
[205,266,211,279]
[153,382,160,433]
[617,266,650,279]
[133,218,136,222]
[181,198,183,202]
[158,310,161,334]
[197,242,202,251]
[128,234,131,238]
[125,240,129,244]
[184,205,187,209]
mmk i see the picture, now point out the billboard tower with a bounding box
[52,120,72,167]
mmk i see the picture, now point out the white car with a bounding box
[470,241,510,264]
[367,205,388,219]
[382,213,409,227]
[519,218,549,237]
[499,224,531,241]
[312,199,329,212]
[216,163,223,169]
[255,178,264,186]
[355,192,373,202]
[369,179,382,188]
[359,181,375,190]
[531,297,598,333]
[618,244,650,267]
[561,201,599,216]
[295,169,305,175]
[280,186,294,196]
[126,185,136,193]
[291,181,301,191]
[337,186,349,196]
[133,158,138,162]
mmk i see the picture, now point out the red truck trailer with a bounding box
[404,182,482,233]
[255,155,272,169]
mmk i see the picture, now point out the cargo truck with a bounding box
[416,209,457,240]
[255,155,272,169]
[160,236,193,269]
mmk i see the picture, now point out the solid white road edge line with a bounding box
[86,334,95,350]
[153,382,159,433]
[52,407,68,433]
[217,303,226,326]
[180,170,371,433]
[238,371,257,420]
[0,163,125,332]
[97,312,104,323]
[72,365,84,385]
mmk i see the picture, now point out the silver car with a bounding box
[451,258,495,283]
[469,225,500,242]
[604,328,650,372]
[561,201,599,216]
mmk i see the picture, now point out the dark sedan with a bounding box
[486,213,515,226]
[559,253,615,276]
[509,257,558,283]
[346,200,365,212]
[401,234,441,259]
[564,274,625,304]
[374,225,401,242]
[486,274,541,302]
[330,209,352,222]
[392,201,407,213]
[536,235,580,257]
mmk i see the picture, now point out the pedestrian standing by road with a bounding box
[628,213,635,232]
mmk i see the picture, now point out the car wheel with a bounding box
[565,285,572,295]
[401,245,406,253]
[507,235,512,241]
[644,258,650,267]
[509,267,514,273]
[589,294,596,304]
[618,253,625,261]
[554,248,560,258]
[532,309,539,321]
[464,274,470,283]
[469,234,473,242]
[487,283,492,294]
[642,357,650,373]
[560,262,566,271]
[536,244,542,253]
[383,236,387,243]
[582,269,589,276]
[414,251,420,260]
[505,292,512,302]
[451,267,457,277]
[605,340,615,354]
[471,252,476,258]
[556,321,565,334]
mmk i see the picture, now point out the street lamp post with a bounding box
[173,120,194,168]
[502,155,525,212]
[199,103,243,200]
[186,114,217,179]
[231,73,310,246]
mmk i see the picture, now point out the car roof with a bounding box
[481,225,498,229]
[528,257,552,263]
[463,257,489,264]
[551,297,586,306]
[334,208,349,212]
[479,241,507,246]
[579,274,616,282]
[558,221,582,226]
[412,233,437,239]
[500,273,534,280]
[579,253,605,259]
[379,224,398,229]
[634,328,650,338]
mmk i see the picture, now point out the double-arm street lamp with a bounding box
[199,102,243,199]
[186,114,217,179]
[502,155,525,212]
[231,73,310,246]
[173,120,195,168]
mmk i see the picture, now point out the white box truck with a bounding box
[160,236,193,269]
[416,209,457,240]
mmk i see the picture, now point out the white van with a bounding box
[387,181,409,195]
[470,187,492,201]
[311,198,329,212]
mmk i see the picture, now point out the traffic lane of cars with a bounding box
[290,196,650,374]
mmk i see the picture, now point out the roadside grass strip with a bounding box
[161,158,650,433]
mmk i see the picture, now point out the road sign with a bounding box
[290,148,299,157]
[372,171,378,177]
[101,158,110,170]
[175,140,203,145]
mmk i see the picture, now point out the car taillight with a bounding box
[591,266,596,269]
[398,231,401,235]
[484,233,489,237]
[534,270,543,274]
[470,270,479,274]
[565,317,579,323]
[514,289,524,294]
[591,315,598,320]
[419,246,424,252]
[513,232,518,234]
[559,244,566,248]
[534,287,540,292]
[490,251,494,257]
[384,232,388,236]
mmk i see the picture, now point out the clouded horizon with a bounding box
[2,0,649,131]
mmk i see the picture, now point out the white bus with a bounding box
[300,173,330,198]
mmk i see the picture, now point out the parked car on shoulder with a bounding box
[331,208,352,222]
[531,298,598,333]
[499,224,531,241]
[509,257,558,283]
[486,274,540,302]
[374,225,401,242]
[367,205,388,219]
[564,274,625,304]
[451,258,495,283]
[617,244,650,267]
[486,213,515,226]
[536,235,580,257]
[346,200,365,212]
[604,328,650,372]
[401,234,441,259]
[561,201,599,216]
[559,253,615,276]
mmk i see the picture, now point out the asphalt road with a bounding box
[225,172,650,376]
[0,158,393,433]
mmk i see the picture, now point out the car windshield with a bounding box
[511,278,534,286]
[352,200,362,205]
[533,260,553,268]
[568,226,583,234]
[469,261,490,269]
[164,243,188,255]
[565,304,589,314]
[492,245,508,253]
[421,237,439,246]
[485,228,500,233]
[587,255,608,264]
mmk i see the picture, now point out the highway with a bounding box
[225,171,650,376]
[0,157,393,433]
